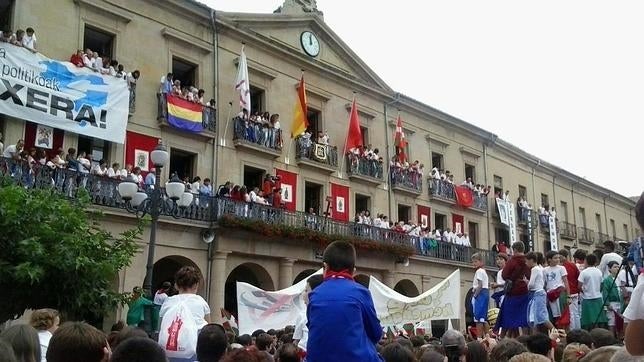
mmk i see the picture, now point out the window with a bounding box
[464,164,475,183]
[304,182,322,214]
[434,213,446,231]
[468,222,478,248]
[397,204,411,223]
[493,175,503,196]
[0,0,13,31]
[560,201,569,223]
[242,165,265,191]
[610,219,616,239]
[360,126,369,148]
[83,25,115,59]
[518,185,527,199]
[624,224,630,240]
[494,227,509,244]
[249,86,264,115]
[78,135,110,168]
[431,152,443,171]
[169,148,197,181]
[307,108,321,139]
[579,207,587,228]
[172,57,198,89]
[540,193,550,209]
[355,194,371,215]
[595,213,603,234]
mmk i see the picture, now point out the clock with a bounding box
[300,31,320,57]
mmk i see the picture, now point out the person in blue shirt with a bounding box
[306,241,383,362]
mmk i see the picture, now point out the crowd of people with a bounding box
[347,145,385,179]
[296,130,338,167]
[390,159,424,191]
[159,73,216,108]
[0,26,37,52]
[232,109,283,150]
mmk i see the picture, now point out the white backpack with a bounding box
[158,300,198,358]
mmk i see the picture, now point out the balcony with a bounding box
[346,155,384,185]
[472,194,488,213]
[559,221,577,240]
[577,226,595,245]
[428,178,456,205]
[597,232,610,243]
[231,116,282,158]
[390,168,422,196]
[157,93,216,138]
[294,138,338,173]
[1,157,498,267]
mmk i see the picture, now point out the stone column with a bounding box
[279,258,296,289]
[383,271,395,288]
[210,251,230,316]
[422,275,432,292]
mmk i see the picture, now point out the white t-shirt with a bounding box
[159,293,210,329]
[623,273,644,321]
[3,144,17,158]
[473,268,489,289]
[494,269,506,293]
[154,290,169,306]
[37,330,52,362]
[599,252,623,277]
[22,34,36,50]
[293,314,309,351]
[528,265,545,291]
[617,265,639,293]
[544,265,567,291]
[578,267,603,299]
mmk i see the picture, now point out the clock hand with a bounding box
[309,35,313,46]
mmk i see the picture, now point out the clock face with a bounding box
[300,31,320,57]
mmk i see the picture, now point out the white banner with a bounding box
[496,198,510,226]
[549,215,559,251]
[236,269,322,335]
[0,45,129,143]
[508,203,517,245]
[369,270,461,327]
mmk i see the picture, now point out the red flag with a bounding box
[275,169,297,211]
[394,116,407,163]
[344,99,363,153]
[452,213,464,233]
[455,186,474,208]
[330,183,350,222]
[417,205,431,229]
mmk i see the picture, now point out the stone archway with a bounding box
[293,269,317,285]
[225,263,275,316]
[394,279,420,297]
[153,255,203,295]
[354,274,371,288]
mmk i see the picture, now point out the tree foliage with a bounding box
[0,181,142,322]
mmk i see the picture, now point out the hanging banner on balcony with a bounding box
[508,203,517,245]
[0,45,128,143]
[330,182,350,222]
[549,215,559,251]
[275,169,297,211]
[369,270,461,326]
[526,208,534,252]
[455,186,474,208]
[452,214,464,234]
[418,205,430,229]
[166,95,204,133]
[126,131,159,175]
[496,198,510,226]
[236,269,322,335]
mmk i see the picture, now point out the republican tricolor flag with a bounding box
[166,95,204,133]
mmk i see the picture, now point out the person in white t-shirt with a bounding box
[29,308,60,362]
[599,240,623,277]
[293,274,323,353]
[471,253,490,337]
[543,251,570,319]
[21,27,37,52]
[490,253,508,307]
[578,253,607,329]
[3,139,24,159]
[526,252,555,332]
[617,256,639,298]
[159,266,210,360]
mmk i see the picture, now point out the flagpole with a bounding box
[221,101,233,147]
[338,91,356,179]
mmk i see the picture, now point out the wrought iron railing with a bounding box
[428,178,456,201]
[231,116,282,150]
[559,221,577,239]
[1,157,496,266]
[577,226,595,243]
[346,155,384,180]
[597,232,610,243]
[390,168,423,193]
[157,93,216,133]
[294,138,338,167]
[472,194,488,212]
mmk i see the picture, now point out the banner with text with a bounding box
[369,270,461,327]
[0,45,129,143]
[508,203,517,245]
[236,269,322,335]
[549,215,559,251]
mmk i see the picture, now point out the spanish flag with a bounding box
[166,95,204,133]
[291,75,308,138]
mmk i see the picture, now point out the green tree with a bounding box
[0,182,142,322]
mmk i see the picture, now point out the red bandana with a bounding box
[323,269,354,281]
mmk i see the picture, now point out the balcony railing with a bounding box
[129,83,136,114]
[559,221,577,240]
[294,138,338,170]
[428,178,456,202]
[346,155,384,183]
[597,232,610,243]
[472,194,488,212]
[577,226,595,244]
[157,93,216,133]
[232,116,282,153]
[1,157,496,267]
[390,168,422,195]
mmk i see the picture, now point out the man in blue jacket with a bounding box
[306,241,383,361]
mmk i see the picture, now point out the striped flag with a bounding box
[394,116,407,163]
[291,75,308,138]
[234,45,251,112]
[165,95,204,133]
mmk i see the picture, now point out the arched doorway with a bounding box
[355,274,371,288]
[293,269,317,285]
[152,255,202,295]
[225,263,275,316]
[394,279,420,297]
